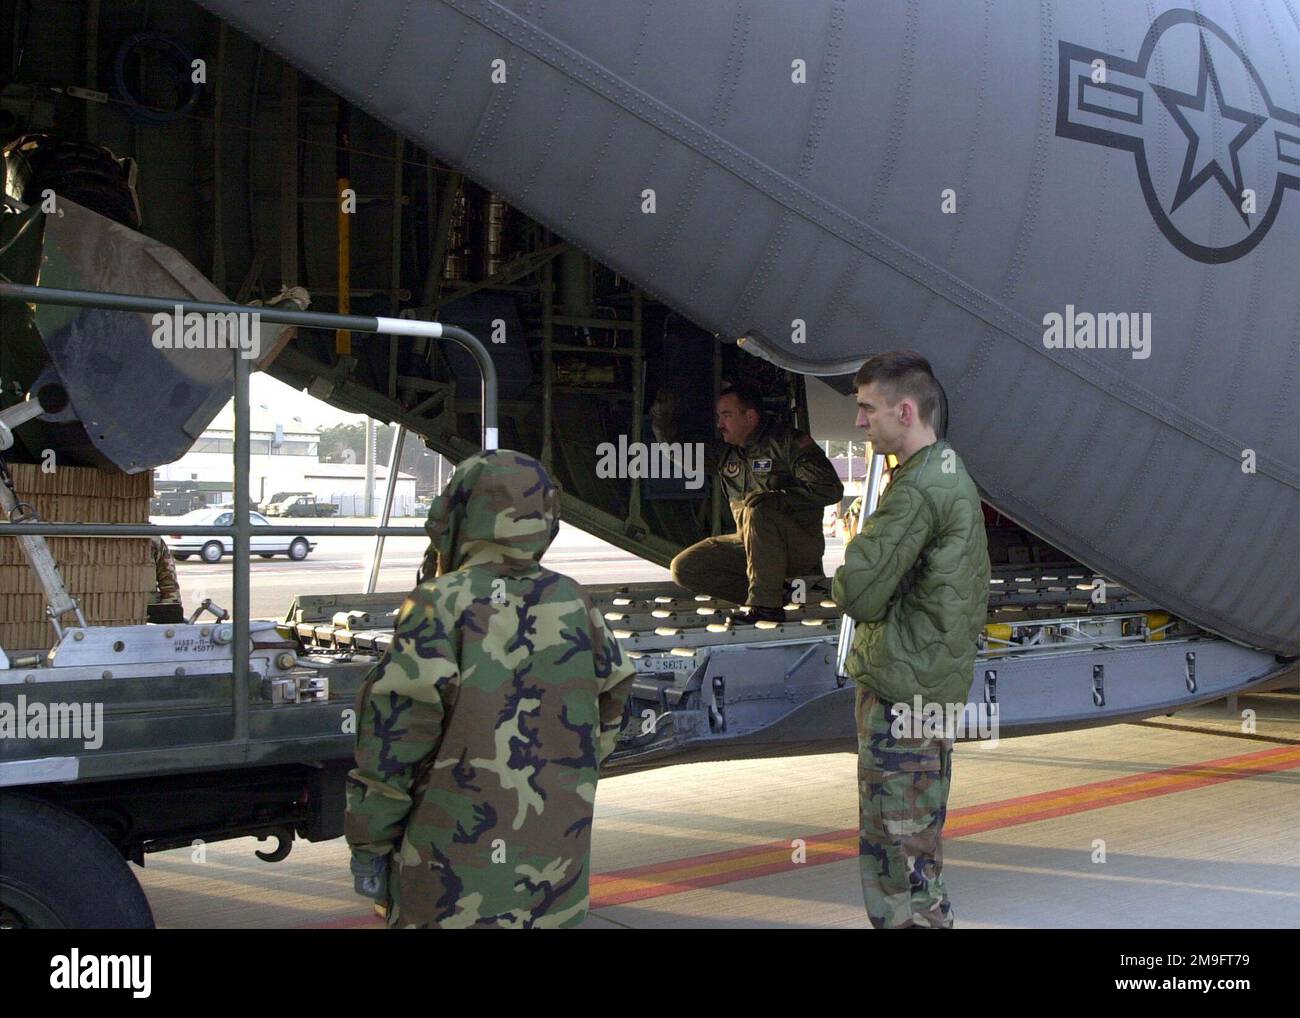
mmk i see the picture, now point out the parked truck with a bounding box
[263,494,339,518]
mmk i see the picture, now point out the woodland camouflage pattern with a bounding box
[856,687,954,929]
[345,449,635,928]
[150,537,179,603]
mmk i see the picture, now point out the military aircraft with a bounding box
[1,0,1296,750]
[8,1,1300,928]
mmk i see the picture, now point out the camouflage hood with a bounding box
[421,449,561,576]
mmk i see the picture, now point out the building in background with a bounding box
[153,402,322,508]
[153,375,442,516]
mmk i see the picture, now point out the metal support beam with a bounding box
[711,336,723,536]
[388,135,404,398]
[835,451,886,681]
[421,170,461,308]
[628,290,646,534]
[0,283,498,448]
[212,21,228,292]
[279,62,298,288]
[367,425,406,594]
[541,258,554,469]
[335,98,352,356]
[418,240,567,311]
[232,346,251,741]
[364,418,375,516]
[0,523,429,537]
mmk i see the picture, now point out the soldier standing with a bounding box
[652,382,843,623]
[344,449,636,928]
[832,351,989,929]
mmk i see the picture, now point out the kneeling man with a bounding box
[653,382,843,623]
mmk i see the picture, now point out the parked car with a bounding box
[164,508,316,563]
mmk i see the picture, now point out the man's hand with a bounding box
[350,852,390,903]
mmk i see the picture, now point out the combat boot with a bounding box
[741,605,786,624]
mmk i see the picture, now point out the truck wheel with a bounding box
[0,794,155,929]
[200,540,224,563]
[174,553,190,560]
[288,538,310,561]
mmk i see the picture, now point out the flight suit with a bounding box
[671,417,843,608]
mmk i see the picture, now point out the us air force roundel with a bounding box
[1056,9,1298,264]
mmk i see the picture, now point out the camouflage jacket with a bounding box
[150,537,180,603]
[713,417,844,531]
[344,450,635,928]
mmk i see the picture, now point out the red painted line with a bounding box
[589,744,1299,907]
[947,744,1299,838]
[954,744,1297,813]
[300,742,1298,925]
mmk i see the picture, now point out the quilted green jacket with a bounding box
[832,440,990,706]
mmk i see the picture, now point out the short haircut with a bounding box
[717,382,763,414]
[853,350,945,435]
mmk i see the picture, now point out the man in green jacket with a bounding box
[832,351,990,929]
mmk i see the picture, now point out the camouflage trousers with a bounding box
[855,686,954,929]
[150,537,181,604]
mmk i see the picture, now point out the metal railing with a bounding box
[834,450,886,683]
[0,281,497,744]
